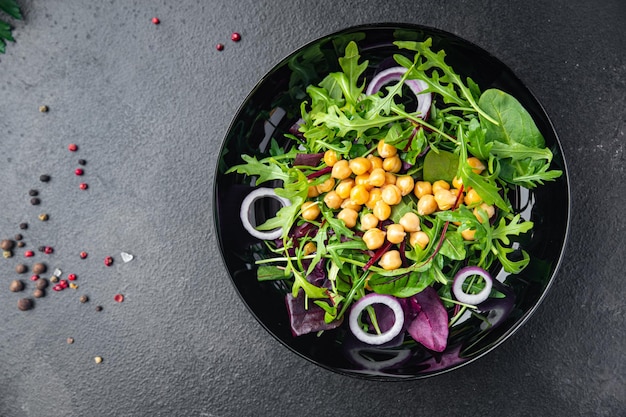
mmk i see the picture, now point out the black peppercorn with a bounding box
[79,295,89,303]
[0,239,14,251]
[30,197,41,205]
[95,305,103,312]
[19,223,28,230]
[14,233,23,240]
[17,241,25,248]
[39,174,50,182]
[78,159,86,165]
[35,278,49,290]
[32,262,47,274]
[10,279,24,292]
[17,298,34,311]
[29,189,39,196]
[15,264,27,274]
[33,289,45,298]
[38,246,46,252]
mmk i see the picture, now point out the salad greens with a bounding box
[227,38,561,350]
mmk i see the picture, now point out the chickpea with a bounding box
[409,231,430,249]
[384,172,397,185]
[335,178,355,199]
[303,242,317,255]
[383,155,402,173]
[377,140,398,158]
[467,157,486,174]
[331,159,352,180]
[307,184,320,198]
[337,208,359,228]
[341,199,362,211]
[349,157,371,176]
[395,175,415,196]
[301,201,320,221]
[316,177,335,193]
[399,212,421,232]
[413,181,432,198]
[381,184,402,206]
[379,250,402,270]
[355,173,373,190]
[360,213,379,230]
[368,168,386,187]
[350,184,370,206]
[367,154,384,171]
[464,188,483,206]
[434,189,457,211]
[452,176,464,190]
[461,229,476,241]
[323,150,341,167]
[365,187,383,209]
[432,180,451,194]
[373,200,391,221]
[362,228,386,250]
[386,224,406,244]
[473,203,495,223]
[323,190,343,209]
[417,194,437,216]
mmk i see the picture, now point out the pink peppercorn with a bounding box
[104,256,114,266]
[231,32,241,42]
[24,250,34,258]
[216,43,224,51]
[114,294,124,303]
[30,274,40,281]
[75,168,84,176]
[53,285,62,292]
[79,183,88,190]
[152,17,160,24]
[68,144,78,152]
[80,251,88,259]
[59,279,69,289]
[68,274,77,281]
[44,246,54,254]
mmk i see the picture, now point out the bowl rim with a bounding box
[213,22,571,380]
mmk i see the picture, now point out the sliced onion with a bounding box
[349,294,405,345]
[366,66,432,119]
[240,188,291,240]
[452,266,493,306]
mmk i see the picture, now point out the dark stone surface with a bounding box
[0,1,624,416]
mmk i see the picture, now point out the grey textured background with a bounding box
[0,1,624,416]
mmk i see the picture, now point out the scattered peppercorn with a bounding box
[35,278,49,290]
[39,105,49,113]
[38,213,49,221]
[50,276,59,283]
[29,189,39,196]
[14,233,23,240]
[104,256,114,266]
[24,250,35,258]
[37,246,45,252]
[95,305,103,312]
[52,284,62,291]
[2,250,12,258]
[16,241,25,248]
[68,273,77,281]
[33,289,45,298]
[39,174,50,182]
[10,280,24,292]
[19,222,28,230]
[67,337,74,344]
[44,246,54,254]
[68,144,78,152]
[216,43,224,51]
[17,298,34,311]
[231,32,241,42]
[0,239,14,250]
[79,183,88,190]
[30,197,41,205]
[151,17,160,24]
[94,356,103,364]
[79,295,89,303]
[32,262,47,274]
[15,264,27,274]
[30,274,39,281]
[80,251,88,259]
[114,294,124,303]
[59,279,68,289]
[75,168,84,176]
[78,159,86,166]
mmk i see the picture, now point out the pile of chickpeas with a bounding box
[300,140,495,270]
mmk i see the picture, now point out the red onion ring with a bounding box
[240,188,291,240]
[349,293,405,345]
[366,66,432,119]
[452,266,493,306]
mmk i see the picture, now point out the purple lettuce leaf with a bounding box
[294,152,324,167]
[405,287,449,352]
[285,291,342,337]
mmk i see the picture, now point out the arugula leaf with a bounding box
[257,265,290,281]
[336,41,368,106]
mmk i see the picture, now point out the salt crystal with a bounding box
[53,268,62,278]
[120,252,134,263]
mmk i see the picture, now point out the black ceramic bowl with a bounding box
[214,24,569,380]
